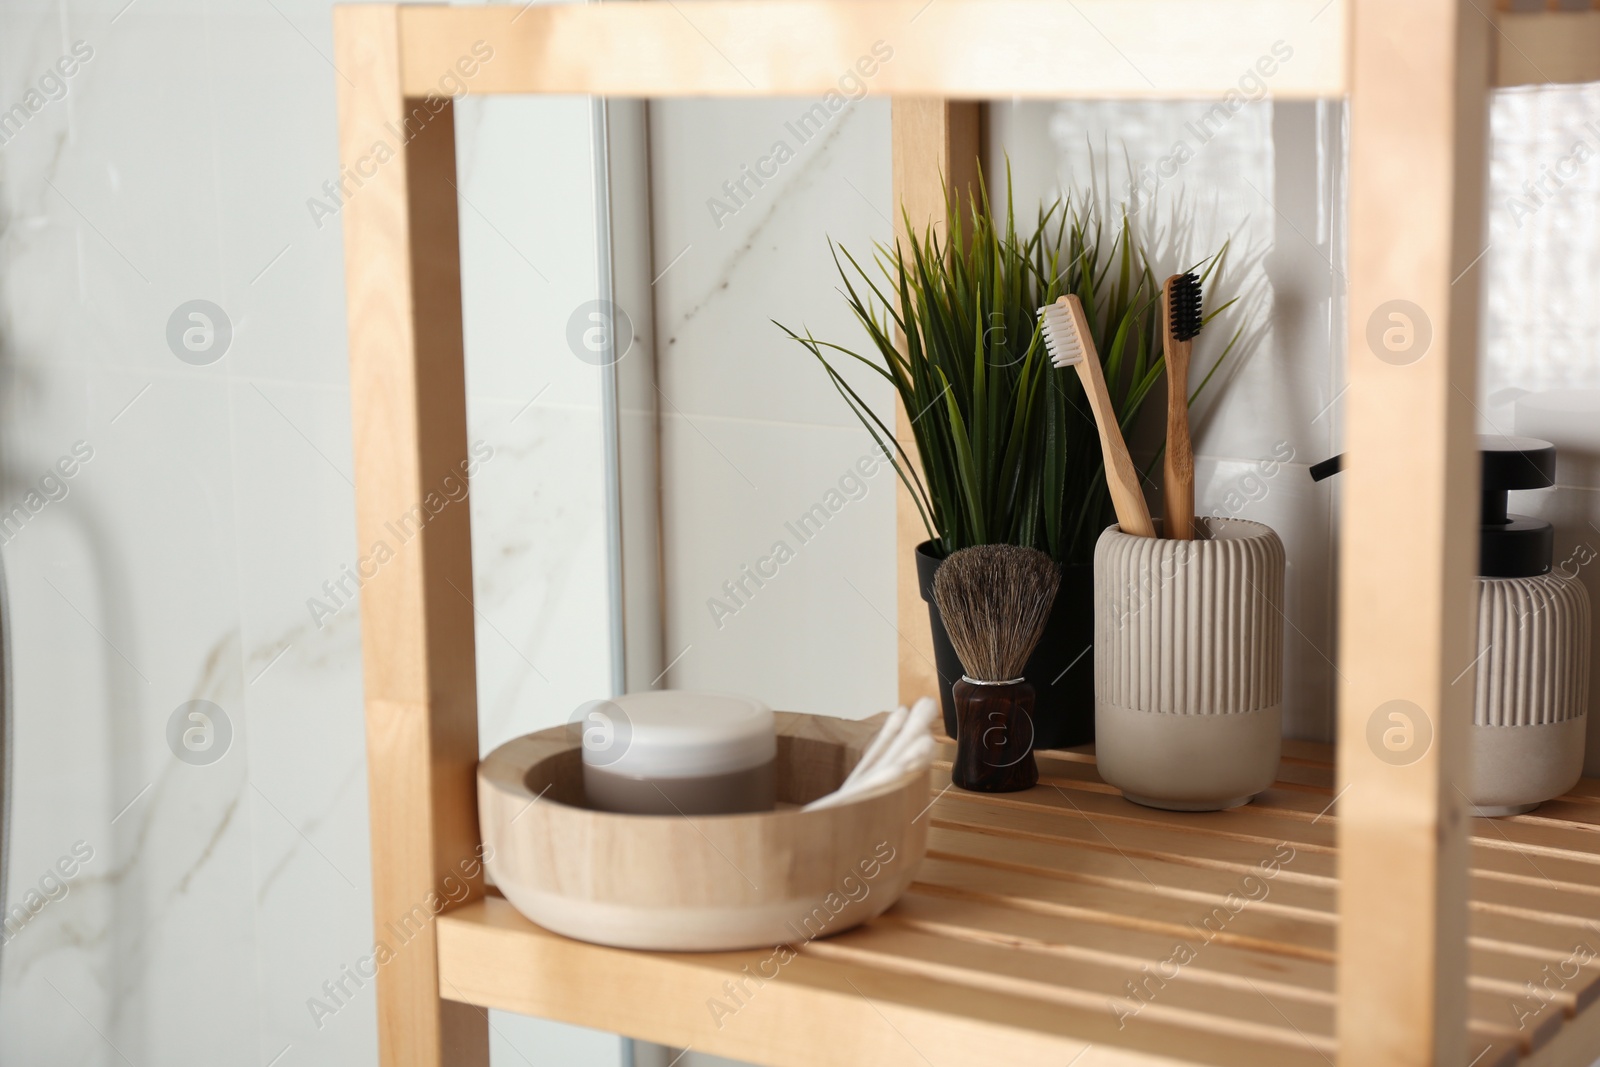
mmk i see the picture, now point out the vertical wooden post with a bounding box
[1337,2,1490,1064]
[335,7,490,1067]
[890,99,980,715]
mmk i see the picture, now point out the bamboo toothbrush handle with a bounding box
[1161,286,1196,541]
[1065,298,1156,538]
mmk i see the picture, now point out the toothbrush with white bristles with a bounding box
[803,697,937,812]
[1038,295,1156,538]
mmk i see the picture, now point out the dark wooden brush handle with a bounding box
[952,679,1039,793]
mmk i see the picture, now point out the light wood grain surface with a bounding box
[890,99,977,715]
[391,1,1600,102]
[329,3,1600,1064]
[442,740,1600,1067]
[396,2,1346,99]
[1495,12,1600,87]
[1337,2,1490,1064]
[335,5,487,1065]
[477,713,930,951]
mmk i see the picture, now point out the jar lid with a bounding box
[581,691,776,779]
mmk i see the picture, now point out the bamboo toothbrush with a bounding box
[1038,295,1156,538]
[1161,273,1203,540]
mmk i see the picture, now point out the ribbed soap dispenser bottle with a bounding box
[1467,436,1590,814]
[1314,436,1589,814]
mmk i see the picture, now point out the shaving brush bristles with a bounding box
[932,544,1061,682]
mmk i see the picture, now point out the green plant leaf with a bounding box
[775,161,1237,566]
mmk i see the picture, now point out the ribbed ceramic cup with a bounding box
[1468,572,1590,815]
[1094,517,1286,811]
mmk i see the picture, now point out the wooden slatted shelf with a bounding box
[438,739,1600,1067]
[333,4,1600,1064]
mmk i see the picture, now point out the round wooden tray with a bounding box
[477,711,930,951]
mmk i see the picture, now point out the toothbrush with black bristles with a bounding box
[1161,273,1203,540]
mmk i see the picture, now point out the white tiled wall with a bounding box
[650,97,898,716]
[985,96,1346,741]
[0,2,618,1066]
[4,2,1600,1065]
[1489,83,1600,773]
[666,86,1600,748]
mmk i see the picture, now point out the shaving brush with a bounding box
[933,544,1060,792]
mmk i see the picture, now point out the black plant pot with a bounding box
[916,540,1095,751]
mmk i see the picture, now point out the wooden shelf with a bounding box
[335,3,1600,1062]
[1496,11,1600,88]
[437,740,1600,1067]
[392,2,1600,98]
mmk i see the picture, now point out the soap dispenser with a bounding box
[1468,436,1589,814]
[1313,436,1590,814]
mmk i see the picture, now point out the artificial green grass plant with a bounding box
[779,177,1236,567]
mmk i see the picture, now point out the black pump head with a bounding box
[1168,273,1202,342]
[1480,436,1556,578]
[1308,436,1558,578]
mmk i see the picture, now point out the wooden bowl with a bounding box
[477,711,929,951]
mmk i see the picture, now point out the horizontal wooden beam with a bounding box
[1495,12,1600,87]
[398,1,1345,99]
[437,895,1335,1067]
[398,2,1599,98]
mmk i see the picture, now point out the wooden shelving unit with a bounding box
[332,3,1600,1065]
[438,741,1600,1067]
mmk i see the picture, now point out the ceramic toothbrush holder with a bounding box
[1093,517,1286,811]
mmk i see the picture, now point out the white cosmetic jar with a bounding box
[579,691,777,815]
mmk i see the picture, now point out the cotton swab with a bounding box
[803,698,938,812]
[804,737,936,812]
[842,697,935,788]
[840,704,908,788]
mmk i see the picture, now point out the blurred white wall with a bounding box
[0,1,617,1064]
